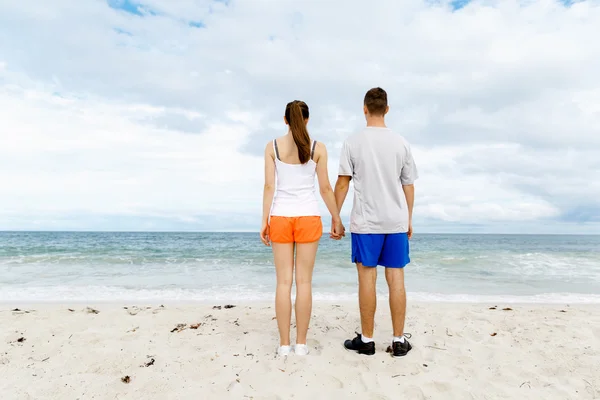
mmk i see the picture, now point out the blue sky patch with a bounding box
[114,27,133,36]
[450,0,471,10]
[560,206,600,223]
[447,0,575,10]
[189,21,206,28]
[107,0,158,17]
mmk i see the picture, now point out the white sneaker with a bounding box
[277,345,291,357]
[294,344,309,356]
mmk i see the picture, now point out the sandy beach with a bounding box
[1,301,599,399]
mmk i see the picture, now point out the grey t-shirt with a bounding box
[338,127,418,234]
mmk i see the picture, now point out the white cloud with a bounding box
[0,0,599,232]
[0,80,263,220]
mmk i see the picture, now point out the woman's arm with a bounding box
[314,143,342,226]
[262,142,276,226]
[261,143,276,245]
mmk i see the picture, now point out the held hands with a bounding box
[329,217,345,240]
[328,220,413,240]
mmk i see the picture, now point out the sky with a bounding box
[0,0,599,234]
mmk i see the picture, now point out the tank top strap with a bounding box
[311,140,317,160]
[273,139,280,160]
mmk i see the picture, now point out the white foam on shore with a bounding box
[1,286,600,304]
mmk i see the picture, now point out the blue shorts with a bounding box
[351,233,410,268]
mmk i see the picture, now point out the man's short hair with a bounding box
[364,87,388,116]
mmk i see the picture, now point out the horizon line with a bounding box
[0,230,598,236]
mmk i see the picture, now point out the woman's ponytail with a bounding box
[285,101,311,164]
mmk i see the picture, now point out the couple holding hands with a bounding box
[261,87,418,357]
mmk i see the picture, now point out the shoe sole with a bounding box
[343,343,375,356]
[390,344,412,358]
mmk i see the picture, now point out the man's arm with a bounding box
[402,184,414,239]
[402,184,414,223]
[336,140,353,212]
[334,176,351,212]
[400,142,418,239]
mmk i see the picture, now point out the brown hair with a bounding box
[284,100,311,164]
[364,87,388,116]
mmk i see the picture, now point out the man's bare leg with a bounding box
[357,263,377,338]
[344,263,378,355]
[385,267,406,336]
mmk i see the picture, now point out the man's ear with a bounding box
[385,105,390,115]
[363,105,368,115]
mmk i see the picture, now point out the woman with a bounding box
[260,100,344,356]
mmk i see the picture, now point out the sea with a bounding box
[1,232,599,304]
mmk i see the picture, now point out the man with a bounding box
[334,87,418,357]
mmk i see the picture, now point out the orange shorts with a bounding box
[269,216,323,243]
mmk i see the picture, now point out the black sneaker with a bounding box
[387,334,412,357]
[344,332,375,355]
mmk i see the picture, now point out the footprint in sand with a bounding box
[152,306,165,314]
[306,338,323,355]
[424,381,476,399]
[592,326,600,341]
[124,306,142,315]
[367,393,391,400]
[403,386,426,400]
[321,374,344,389]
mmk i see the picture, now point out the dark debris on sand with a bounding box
[86,307,100,314]
[121,375,131,384]
[170,323,187,333]
[11,308,32,314]
[213,304,236,310]
[170,322,202,332]
[141,357,155,367]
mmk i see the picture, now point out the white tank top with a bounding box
[270,139,321,217]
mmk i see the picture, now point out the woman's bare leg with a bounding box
[272,242,295,346]
[294,241,318,344]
